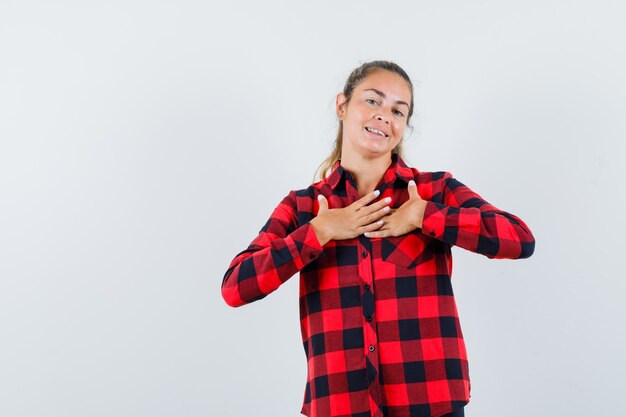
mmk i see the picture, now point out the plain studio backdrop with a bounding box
[1,1,625,416]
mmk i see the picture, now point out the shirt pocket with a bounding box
[381,232,434,269]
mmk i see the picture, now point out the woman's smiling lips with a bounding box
[364,126,388,139]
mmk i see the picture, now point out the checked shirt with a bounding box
[221,153,535,417]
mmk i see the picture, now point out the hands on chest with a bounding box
[309,180,428,245]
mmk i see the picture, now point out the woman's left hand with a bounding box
[364,180,428,238]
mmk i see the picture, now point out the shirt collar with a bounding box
[326,152,414,191]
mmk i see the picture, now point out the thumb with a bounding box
[407,179,419,200]
[317,194,328,213]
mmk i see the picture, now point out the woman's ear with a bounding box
[336,92,347,120]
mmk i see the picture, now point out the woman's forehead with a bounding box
[357,71,411,105]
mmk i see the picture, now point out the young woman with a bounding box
[221,60,535,417]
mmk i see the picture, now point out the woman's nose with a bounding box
[376,113,390,123]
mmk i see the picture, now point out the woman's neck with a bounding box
[340,153,393,198]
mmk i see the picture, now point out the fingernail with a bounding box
[385,197,392,203]
[377,220,384,225]
[373,190,380,197]
[364,232,370,237]
[317,194,324,200]
[409,180,416,186]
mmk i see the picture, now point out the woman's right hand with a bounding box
[309,191,392,246]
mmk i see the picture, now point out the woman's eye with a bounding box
[367,98,404,117]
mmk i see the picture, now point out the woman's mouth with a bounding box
[364,126,388,139]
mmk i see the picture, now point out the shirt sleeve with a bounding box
[419,171,535,259]
[221,190,324,307]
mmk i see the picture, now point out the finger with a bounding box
[352,189,381,210]
[358,195,392,215]
[364,226,388,238]
[317,194,328,212]
[356,218,383,234]
[407,179,418,200]
[355,204,392,227]
[364,220,393,237]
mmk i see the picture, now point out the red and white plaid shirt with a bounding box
[222,153,535,417]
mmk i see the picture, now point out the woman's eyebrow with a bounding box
[363,88,409,108]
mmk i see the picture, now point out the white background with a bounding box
[1,1,625,416]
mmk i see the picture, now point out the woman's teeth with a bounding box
[365,127,386,137]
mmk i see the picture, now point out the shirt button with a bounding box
[366,316,372,322]
[364,284,370,290]
[361,251,368,258]
[369,345,375,352]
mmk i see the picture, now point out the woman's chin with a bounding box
[359,144,392,158]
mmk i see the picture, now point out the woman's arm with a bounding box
[419,171,535,259]
[221,190,324,308]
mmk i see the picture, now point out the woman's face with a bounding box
[336,70,412,159]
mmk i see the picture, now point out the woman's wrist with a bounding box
[309,218,331,246]
[413,200,428,229]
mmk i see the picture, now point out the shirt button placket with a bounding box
[358,240,383,417]
[362,284,375,329]
[362,280,377,368]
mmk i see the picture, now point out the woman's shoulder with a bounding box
[276,182,324,209]
[407,166,452,183]
[295,177,330,196]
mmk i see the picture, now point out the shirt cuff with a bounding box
[420,200,447,239]
[286,222,324,267]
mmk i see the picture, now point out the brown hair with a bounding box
[312,60,416,183]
